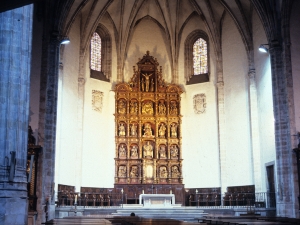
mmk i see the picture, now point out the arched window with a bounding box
[91,32,102,71]
[193,38,208,75]
[185,30,209,84]
[90,25,111,82]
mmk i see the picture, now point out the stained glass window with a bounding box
[193,38,208,75]
[91,32,101,71]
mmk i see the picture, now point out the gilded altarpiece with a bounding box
[114,52,183,186]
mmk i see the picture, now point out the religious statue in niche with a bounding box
[169,101,178,115]
[170,123,178,138]
[131,145,138,158]
[158,123,166,138]
[159,145,167,159]
[118,166,127,177]
[193,93,206,114]
[130,123,137,136]
[171,166,180,178]
[118,99,126,114]
[143,141,153,158]
[130,166,138,178]
[141,72,153,92]
[119,144,126,158]
[170,145,179,159]
[160,166,168,178]
[130,101,138,114]
[143,123,153,137]
[158,100,166,115]
[142,101,154,115]
[119,123,126,136]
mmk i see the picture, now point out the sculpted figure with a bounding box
[150,78,154,92]
[170,123,177,138]
[130,166,138,178]
[170,101,178,115]
[130,101,138,114]
[158,101,166,115]
[143,123,153,137]
[141,73,153,92]
[170,145,179,159]
[119,144,126,158]
[118,99,126,114]
[142,101,154,115]
[171,166,180,178]
[160,166,168,178]
[131,145,138,158]
[130,123,137,136]
[118,166,126,177]
[158,123,166,138]
[119,123,126,136]
[141,78,145,92]
[143,141,153,158]
[159,145,166,159]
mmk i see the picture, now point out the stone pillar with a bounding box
[0,5,33,225]
[269,43,297,217]
[248,69,262,192]
[36,32,61,224]
[75,53,86,192]
[216,78,227,195]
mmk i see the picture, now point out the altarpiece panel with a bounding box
[114,51,183,186]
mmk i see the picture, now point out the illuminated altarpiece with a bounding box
[114,52,184,204]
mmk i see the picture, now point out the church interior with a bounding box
[0,0,300,224]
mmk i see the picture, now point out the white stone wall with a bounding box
[222,14,253,186]
[81,77,115,187]
[181,83,220,188]
[252,10,276,192]
[55,17,81,190]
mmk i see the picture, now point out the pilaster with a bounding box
[248,69,262,192]
[216,77,227,194]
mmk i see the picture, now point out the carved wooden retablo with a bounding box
[114,51,183,185]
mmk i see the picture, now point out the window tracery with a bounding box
[193,38,208,75]
[90,32,102,71]
[185,30,209,84]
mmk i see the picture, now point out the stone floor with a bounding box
[42,215,300,225]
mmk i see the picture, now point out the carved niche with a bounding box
[114,51,183,185]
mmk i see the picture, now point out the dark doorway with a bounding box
[266,165,276,207]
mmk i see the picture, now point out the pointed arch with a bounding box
[90,24,112,81]
[185,30,209,84]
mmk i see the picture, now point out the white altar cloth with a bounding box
[139,194,175,208]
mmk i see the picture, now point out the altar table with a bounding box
[139,194,175,208]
